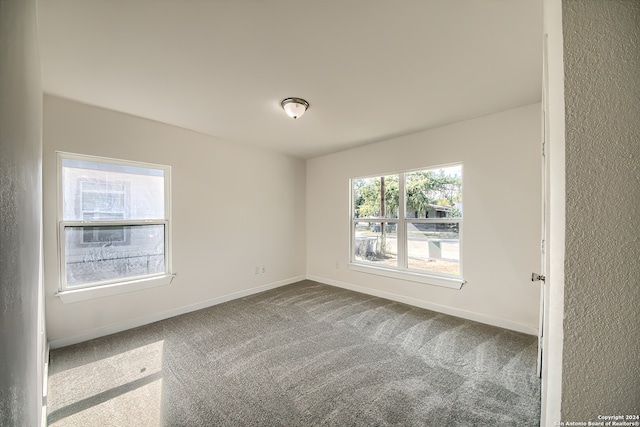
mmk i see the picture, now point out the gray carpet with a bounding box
[47,280,540,426]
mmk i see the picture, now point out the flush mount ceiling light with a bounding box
[281,97,309,119]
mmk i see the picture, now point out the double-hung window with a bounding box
[57,152,172,301]
[350,164,463,289]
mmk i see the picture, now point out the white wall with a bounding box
[307,104,542,333]
[44,96,306,346]
[561,0,640,417]
[43,96,541,345]
[0,0,44,424]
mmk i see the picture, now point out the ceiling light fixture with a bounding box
[281,97,309,119]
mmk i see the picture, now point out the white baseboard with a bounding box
[307,274,538,336]
[49,274,537,349]
[49,275,306,349]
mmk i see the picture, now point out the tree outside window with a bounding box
[351,165,462,278]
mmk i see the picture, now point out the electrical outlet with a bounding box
[262,266,266,274]
[255,267,259,275]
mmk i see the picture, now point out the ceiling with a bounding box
[38,0,543,159]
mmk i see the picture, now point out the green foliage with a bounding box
[406,170,461,216]
[353,175,399,218]
[354,168,462,219]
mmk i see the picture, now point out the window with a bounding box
[57,153,172,300]
[350,164,463,288]
[80,181,127,243]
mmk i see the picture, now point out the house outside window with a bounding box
[350,164,463,289]
[80,181,127,243]
[57,152,172,295]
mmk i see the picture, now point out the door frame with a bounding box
[540,0,566,425]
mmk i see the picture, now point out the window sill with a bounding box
[56,274,175,303]
[348,263,465,290]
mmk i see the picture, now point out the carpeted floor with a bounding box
[47,280,540,426]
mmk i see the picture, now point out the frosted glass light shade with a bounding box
[281,98,309,119]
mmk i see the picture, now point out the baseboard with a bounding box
[307,274,538,336]
[48,274,537,349]
[49,275,306,349]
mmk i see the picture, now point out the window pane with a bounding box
[64,224,165,287]
[407,222,460,275]
[82,225,126,244]
[353,222,397,267]
[353,175,399,219]
[405,166,462,219]
[62,158,165,221]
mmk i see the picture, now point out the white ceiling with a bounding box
[38,0,543,159]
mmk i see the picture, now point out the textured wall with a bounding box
[0,0,44,425]
[562,0,640,418]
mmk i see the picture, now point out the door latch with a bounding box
[531,273,545,283]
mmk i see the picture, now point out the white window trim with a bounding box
[348,263,464,289]
[349,166,464,289]
[56,152,173,300]
[56,273,176,303]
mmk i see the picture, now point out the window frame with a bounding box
[56,152,174,303]
[349,164,465,290]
